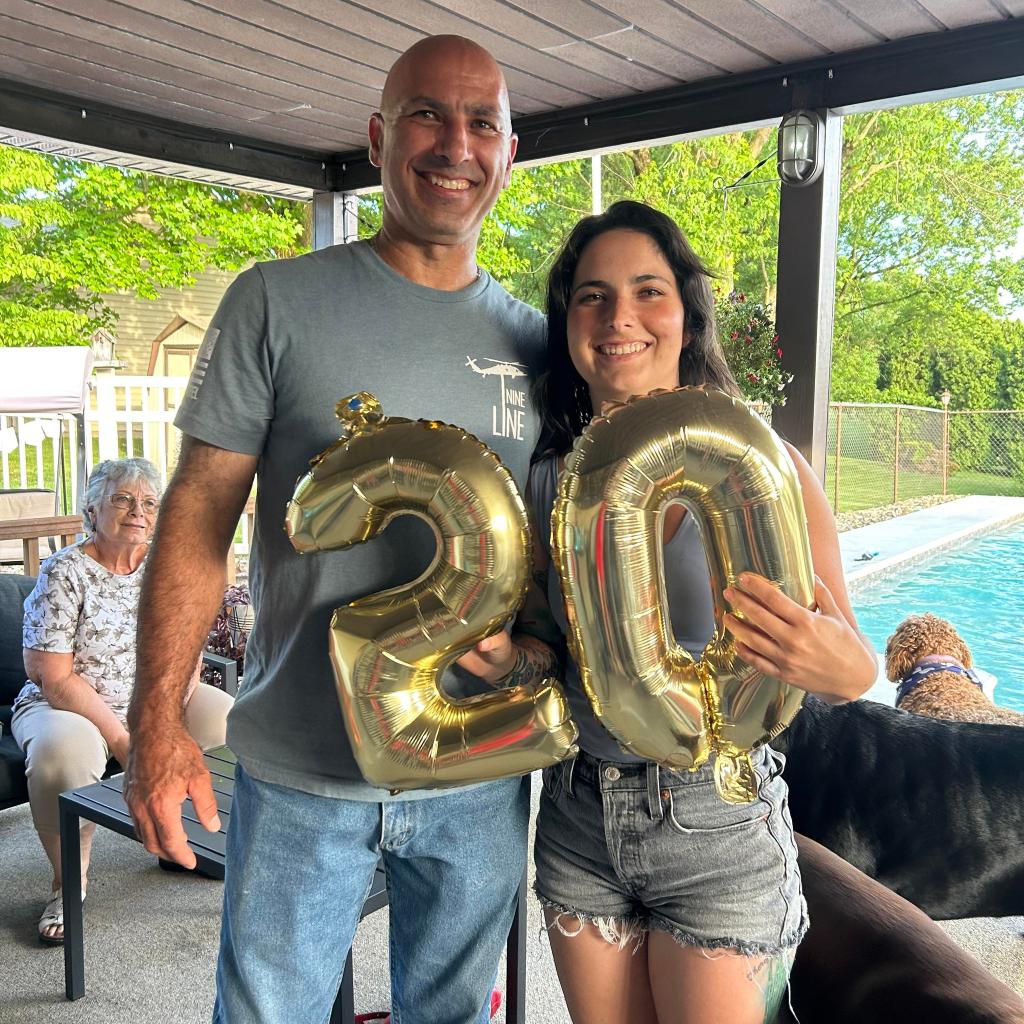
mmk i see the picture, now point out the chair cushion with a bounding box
[0,574,35,708]
[0,733,28,809]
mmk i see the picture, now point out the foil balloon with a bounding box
[285,392,578,791]
[551,387,814,803]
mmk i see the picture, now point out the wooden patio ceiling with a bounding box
[0,1,1022,197]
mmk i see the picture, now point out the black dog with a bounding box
[776,696,1024,920]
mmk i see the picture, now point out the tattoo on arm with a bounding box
[493,635,562,689]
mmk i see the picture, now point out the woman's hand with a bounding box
[456,630,518,684]
[723,573,877,703]
[110,729,131,768]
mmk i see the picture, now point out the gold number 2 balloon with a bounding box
[285,392,578,791]
[551,387,814,803]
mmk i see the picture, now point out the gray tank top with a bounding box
[530,455,716,762]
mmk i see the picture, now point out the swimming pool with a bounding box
[852,520,1024,712]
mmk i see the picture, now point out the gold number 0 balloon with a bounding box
[285,392,578,791]
[552,387,814,803]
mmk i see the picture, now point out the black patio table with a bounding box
[58,745,527,1021]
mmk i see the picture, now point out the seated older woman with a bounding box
[10,457,233,945]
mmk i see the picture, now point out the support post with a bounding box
[942,407,950,496]
[771,108,843,481]
[313,191,359,250]
[75,412,86,510]
[893,406,902,504]
[832,404,843,512]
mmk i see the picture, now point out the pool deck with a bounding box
[840,494,1024,705]
[841,494,1024,587]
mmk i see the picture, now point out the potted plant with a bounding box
[716,292,793,408]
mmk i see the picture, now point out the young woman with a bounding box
[464,200,876,1024]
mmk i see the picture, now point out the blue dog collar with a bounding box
[897,661,983,705]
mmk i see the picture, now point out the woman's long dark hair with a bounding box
[536,200,740,454]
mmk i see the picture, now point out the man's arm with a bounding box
[125,436,257,868]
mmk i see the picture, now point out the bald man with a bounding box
[126,36,549,1024]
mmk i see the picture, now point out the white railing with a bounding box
[2,377,253,557]
[87,376,253,555]
[0,412,79,513]
[89,374,189,477]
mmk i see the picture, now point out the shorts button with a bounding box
[603,766,621,782]
[660,789,670,801]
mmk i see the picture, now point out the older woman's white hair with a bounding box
[82,457,163,533]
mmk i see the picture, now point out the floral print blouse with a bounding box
[14,542,147,725]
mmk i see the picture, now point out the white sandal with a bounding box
[38,887,85,946]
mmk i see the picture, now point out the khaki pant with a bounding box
[11,684,233,835]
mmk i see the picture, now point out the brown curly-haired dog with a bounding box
[885,613,1024,726]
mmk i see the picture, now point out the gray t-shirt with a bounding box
[175,241,545,797]
[530,455,716,762]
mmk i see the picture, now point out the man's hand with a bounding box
[456,630,517,683]
[124,725,221,869]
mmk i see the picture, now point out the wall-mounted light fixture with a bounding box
[777,109,825,187]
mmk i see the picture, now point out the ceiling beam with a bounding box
[0,78,334,192]
[338,17,1024,190]
[0,18,1021,194]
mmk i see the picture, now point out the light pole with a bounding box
[940,389,952,495]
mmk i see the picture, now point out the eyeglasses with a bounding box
[108,493,160,514]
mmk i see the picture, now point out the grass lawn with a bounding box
[825,455,1024,512]
[3,438,78,509]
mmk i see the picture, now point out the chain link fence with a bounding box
[826,403,1024,513]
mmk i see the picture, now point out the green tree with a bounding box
[0,147,307,346]
[832,91,1024,406]
[415,89,1024,413]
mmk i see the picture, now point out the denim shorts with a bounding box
[533,746,808,956]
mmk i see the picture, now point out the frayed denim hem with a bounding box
[645,915,808,960]
[534,888,647,953]
[534,885,809,960]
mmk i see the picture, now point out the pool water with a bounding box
[852,521,1024,713]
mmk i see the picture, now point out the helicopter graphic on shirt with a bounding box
[465,357,528,440]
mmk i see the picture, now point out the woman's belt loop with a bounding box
[646,762,664,822]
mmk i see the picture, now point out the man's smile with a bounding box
[418,170,474,192]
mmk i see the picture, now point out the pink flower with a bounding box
[776,347,783,358]
[730,330,739,340]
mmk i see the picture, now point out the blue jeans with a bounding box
[213,765,529,1024]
